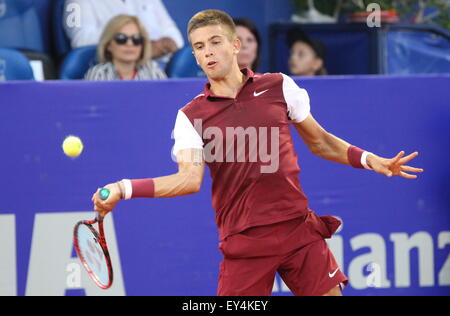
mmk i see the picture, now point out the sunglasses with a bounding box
[113,33,144,46]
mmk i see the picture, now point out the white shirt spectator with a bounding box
[64,0,184,50]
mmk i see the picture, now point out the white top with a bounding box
[172,110,204,156]
[63,0,184,49]
[172,73,311,156]
[281,73,311,123]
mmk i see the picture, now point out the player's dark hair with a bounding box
[187,10,237,44]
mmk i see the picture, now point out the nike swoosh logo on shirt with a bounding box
[329,268,340,278]
[254,89,269,97]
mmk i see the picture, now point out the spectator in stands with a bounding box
[84,15,166,81]
[64,0,184,61]
[287,27,327,76]
[233,18,261,73]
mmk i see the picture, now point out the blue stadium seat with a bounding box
[53,0,72,59]
[0,47,35,80]
[166,46,205,78]
[59,45,97,80]
[0,0,44,52]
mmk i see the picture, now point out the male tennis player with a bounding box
[93,10,423,296]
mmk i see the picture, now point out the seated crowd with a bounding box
[0,0,328,81]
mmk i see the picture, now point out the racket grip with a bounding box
[96,188,110,222]
[99,188,110,201]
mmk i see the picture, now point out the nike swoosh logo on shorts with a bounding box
[254,89,269,97]
[329,268,339,278]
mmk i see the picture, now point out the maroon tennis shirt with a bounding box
[173,69,312,241]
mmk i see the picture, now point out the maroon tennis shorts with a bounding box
[217,210,348,296]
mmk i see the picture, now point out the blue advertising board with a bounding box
[0,75,449,296]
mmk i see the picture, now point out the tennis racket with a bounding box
[73,188,113,290]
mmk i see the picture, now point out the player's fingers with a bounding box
[400,165,424,173]
[94,203,108,216]
[92,188,100,200]
[93,204,103,214]
[391,151,405,164]
[94,199,104,209]
[399,152,419,165]
[378,167,393,178]
[94,196,107,210]
[399,171,418,179]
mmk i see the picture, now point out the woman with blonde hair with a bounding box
[85,15,167,81]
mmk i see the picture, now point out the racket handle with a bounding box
[96,188,110,222]
[99,188,110,200]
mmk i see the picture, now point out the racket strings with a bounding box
[74,223,112,288]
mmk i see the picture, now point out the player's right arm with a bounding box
[93,109,205,217]
[92,148,204,217]
[153,148,205,197]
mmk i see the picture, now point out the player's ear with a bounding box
[233,37,241,55]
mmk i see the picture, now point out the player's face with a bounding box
[236,26,258,70]
[190,25,240,80]
[288,42,323,76]
[107,22,143,65]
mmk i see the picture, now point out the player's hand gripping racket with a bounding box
[73,188,113,290]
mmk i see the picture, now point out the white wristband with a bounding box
[121,179,133,200]
[361,152,373,170]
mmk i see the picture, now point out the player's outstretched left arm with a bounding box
[293,114,424,179]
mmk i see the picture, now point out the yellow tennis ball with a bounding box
[62,135,84,158]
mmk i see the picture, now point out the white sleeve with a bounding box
[172,110,204,156]
[281,73,311,123]
[151,0,185,48]
[63,0,101,48]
